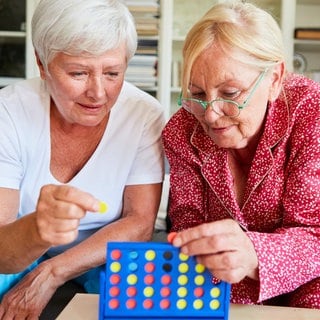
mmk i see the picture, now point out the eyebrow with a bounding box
[190,72,246,89]
[62,62,125,70]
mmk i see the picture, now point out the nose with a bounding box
[86,75,106,100]
[203,102,222,122]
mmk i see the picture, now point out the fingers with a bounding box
[168,219,258,283]
[170,219,241,254]
[196,251,247,283]
[35,184,107,246]
[167,232,177,244]
[38,184,102,214]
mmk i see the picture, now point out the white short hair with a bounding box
[32,0,137,68]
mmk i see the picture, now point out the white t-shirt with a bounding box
[0,78,165,253]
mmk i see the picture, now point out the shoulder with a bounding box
[279,74,320,147]
[273,73,320,132]
[0,78,49,131]
[283,72,320,91]
[163,108,198,142]
[112,81,165,132]
[0,77,43,98]
[118,81,163,113]
[0,78,48,113]
[283,73,320,113]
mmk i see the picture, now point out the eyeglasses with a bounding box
[178,68,268,118]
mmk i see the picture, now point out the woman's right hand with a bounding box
[169,219,259,283]
[35,184,102,246]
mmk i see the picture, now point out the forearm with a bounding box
[44,214,155,285]
[0,213,50,273]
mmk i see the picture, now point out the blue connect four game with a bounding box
[99,242,231,320]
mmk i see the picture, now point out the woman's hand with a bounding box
[0,261,59,320]
[170,219,259,283]
[35,184,102,246]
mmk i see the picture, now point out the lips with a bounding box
[79,103,104,109]
[210,124,235,134]
[213,124,232,130]
[213,126,227,131]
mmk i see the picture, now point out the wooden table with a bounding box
[56,293,320,320]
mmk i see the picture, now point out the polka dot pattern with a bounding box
[162,73,320,308]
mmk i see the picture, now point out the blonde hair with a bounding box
[182,1,286,94]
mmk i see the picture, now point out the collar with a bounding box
[188,93,289,213]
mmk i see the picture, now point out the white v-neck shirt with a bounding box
[0,78,165,251]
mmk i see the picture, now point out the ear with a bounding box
[35,51,46,80]
[268,62,285,102]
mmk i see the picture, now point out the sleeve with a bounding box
[0,100,23,189]
[247,88,320,303]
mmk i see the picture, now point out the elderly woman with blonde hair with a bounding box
[163,0,320,308]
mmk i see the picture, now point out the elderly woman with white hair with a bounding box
[0,0,164,317]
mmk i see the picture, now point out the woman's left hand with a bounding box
[0,261,59,320]
[171,219,258,283]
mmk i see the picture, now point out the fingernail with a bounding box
[167,232,177,244]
